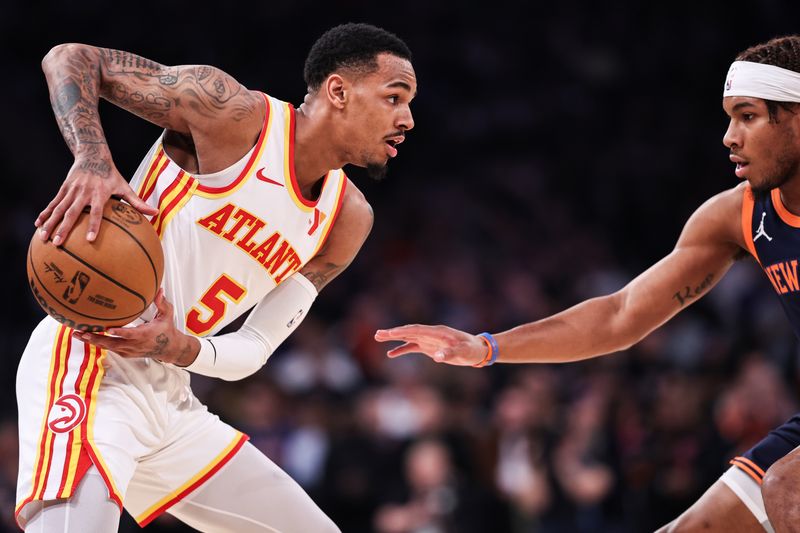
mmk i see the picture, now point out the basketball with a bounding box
[27,198,165,332]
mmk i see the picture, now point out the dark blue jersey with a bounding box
[744,186,800,338]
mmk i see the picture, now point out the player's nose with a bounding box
[397,107,414,132]
[722,120,740,149]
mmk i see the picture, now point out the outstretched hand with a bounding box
[73,289,199,366]
[35,155,158,245]
[374,324,488,366]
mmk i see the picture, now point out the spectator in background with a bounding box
[374,438,509,533]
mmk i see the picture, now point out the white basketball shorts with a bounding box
[15,317,247,528]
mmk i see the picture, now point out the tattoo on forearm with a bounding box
[144,333,169,358]
[301,261,344,292]
[673,273,714,306]
[77,158,111,178]
[45,47,108,154]
[53,81,81,117]
[45,45,260,162]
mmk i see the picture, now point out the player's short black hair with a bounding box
[737,35,800,122]
[303,23,412,91]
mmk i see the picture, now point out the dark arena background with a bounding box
[2,1,800,531]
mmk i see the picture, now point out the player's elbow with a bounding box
[42,43,92,71]
[605,291,648,352]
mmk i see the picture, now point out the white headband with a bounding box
[723,61,800,102]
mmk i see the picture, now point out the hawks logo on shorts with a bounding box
[47,394,86,434]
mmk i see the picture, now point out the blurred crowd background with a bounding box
[2,1,800,532]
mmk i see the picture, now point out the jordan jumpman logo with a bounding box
[754,212,773,242]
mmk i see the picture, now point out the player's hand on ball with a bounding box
[73,289,199,366]
[35,152,158,246]
[375,324,487,366]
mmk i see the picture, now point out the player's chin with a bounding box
[750,169,788,193]
[365,160,389,181]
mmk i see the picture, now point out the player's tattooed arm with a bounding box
[42,44,262,138]
[39,44,159,245]
[300,184,373,292]
[42,45,109,167]
[300,261,346,292]
[99,48,262,132]
[672,273,715,306]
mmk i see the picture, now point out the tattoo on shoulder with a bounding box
[673,273,714,306]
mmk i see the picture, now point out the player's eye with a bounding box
[742,113,754,122]
[387,95,398,104]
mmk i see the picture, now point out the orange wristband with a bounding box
[472,333,496,367]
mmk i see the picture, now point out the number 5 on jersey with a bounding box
[186,275,247,335]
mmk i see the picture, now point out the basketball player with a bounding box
[376,35,800,532]
[22,23,416,532]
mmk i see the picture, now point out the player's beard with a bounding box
[750,149,800,194]
[366,162,388,181]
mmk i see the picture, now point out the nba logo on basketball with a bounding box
[62,271,90,304]
[47,394,86,434]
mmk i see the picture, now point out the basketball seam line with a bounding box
[100,214,160,295]
[57,245,147,307]
[29,247,146,322]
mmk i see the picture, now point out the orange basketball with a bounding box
[27,198,164,332]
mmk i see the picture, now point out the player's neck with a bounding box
[779,176,800,216]
[293,103,343,194]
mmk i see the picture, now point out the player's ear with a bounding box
[324,74,347,109]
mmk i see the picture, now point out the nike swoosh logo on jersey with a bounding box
[256,168,284,187]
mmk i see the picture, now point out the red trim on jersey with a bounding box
[287,105,329,208]
[317,175,349,253]
[152,172,196,236]
[150,172,185,225]
[772,188,800,228]
[55,341,91,498]
[741,185,761,265]
[139,149,169,202]
[24,326,66,509]
[137,434,249,526]
[195,93,271,195]
[142,156,169,202]
[80,345,123,510]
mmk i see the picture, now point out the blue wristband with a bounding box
[477,332,499,366]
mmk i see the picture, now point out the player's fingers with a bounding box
[386,343,423,358]
[73,331,118,351]
[52,201,88,246]
[153,289,173,317]
[85,194,107,242]
[38,189,76,242]
[122,189,159,216]
[375,324,448,342]
[104,327,136,339]
[35,188,68,229]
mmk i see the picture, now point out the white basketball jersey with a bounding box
[129,92,347,336]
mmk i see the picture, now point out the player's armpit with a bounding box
[300,181,373,292]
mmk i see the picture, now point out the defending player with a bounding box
[376,36,800,532]
[21,23,416,532]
